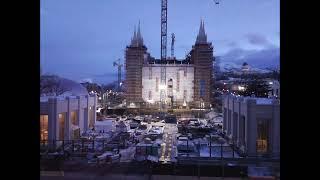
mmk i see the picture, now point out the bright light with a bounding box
[146,99,154,104]
[183,101,187,106]
[223,83,226,85]
[159,84,166,90]
[98,97,102,100]
[269,82,273,85]
[238,86,245,91]
[120,82,123,86]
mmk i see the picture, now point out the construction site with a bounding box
[123,0,214,115]
[40,1,280,179]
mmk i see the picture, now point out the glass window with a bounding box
[257,119,268,153]
[71,111,78,126]
[40,115,48,141]
[59,113,65,140]
[239,116,246,146]
[89,107,95,128]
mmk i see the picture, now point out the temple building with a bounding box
[125,20,214,109]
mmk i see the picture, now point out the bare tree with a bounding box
[40,75,71,96]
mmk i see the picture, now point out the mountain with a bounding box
[220,47,280,70]
[218,62,272,74]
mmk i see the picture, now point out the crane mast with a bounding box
[171,33,175,58]
[160,0,167,110]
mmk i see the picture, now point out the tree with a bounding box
[40,75,71,96]
[238,75,270,98]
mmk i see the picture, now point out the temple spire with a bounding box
[130,22,144,47]
[137,20,144,45]
[196,19,207,44]
[131,25,137,46]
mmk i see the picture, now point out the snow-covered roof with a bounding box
[256,98,273,105]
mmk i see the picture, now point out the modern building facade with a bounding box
[125,20,214,109]
[222,95,280,157]
[40,78,97,142]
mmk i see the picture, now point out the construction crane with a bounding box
[113,58,123,92]
[160,0,168,111]
[171,33,175,58]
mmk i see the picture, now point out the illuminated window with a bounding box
[71,111,78,126]
[257,119,268,153]
[40,115,48,141]
[58,113,65,140]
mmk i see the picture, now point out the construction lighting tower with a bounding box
[171,33,175,58]
[160,0,168,111]
[113,58,123,91]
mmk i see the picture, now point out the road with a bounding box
[159,123,178,163]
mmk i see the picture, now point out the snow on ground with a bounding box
[120,146,136,162]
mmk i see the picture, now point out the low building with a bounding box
[40,78,97,142]
[222,95,280,157]
[266,79,280,98]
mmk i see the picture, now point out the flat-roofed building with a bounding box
[222,95,280,157]
[40,77,97,142]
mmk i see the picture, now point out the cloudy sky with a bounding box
[41,0,280,84]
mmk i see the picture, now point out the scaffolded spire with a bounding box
[137,20,144,45]
[196,19,208,44]
[131,25,137,46]
[130,22,144,47]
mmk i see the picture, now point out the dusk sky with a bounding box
[41,0,280,84]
